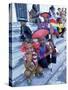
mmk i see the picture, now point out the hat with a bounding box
[40,12,50,18]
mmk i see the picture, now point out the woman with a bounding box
[38,38,53,68]
[46,39,57,64]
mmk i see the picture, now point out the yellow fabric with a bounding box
[57,23,64,33]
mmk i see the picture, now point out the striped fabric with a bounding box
[24,48,38,65]
[32,50,38,65]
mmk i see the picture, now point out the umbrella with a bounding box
[50,19,57,24]
[32,29,49,39]
[40,12,49,18]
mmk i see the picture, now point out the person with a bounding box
[49,5,56,19]
[57,8,66,26]
[37,14,51,40]
[37,38,53,68]
[21,41,43,85]
[61,8,66,26]
[46,39,57,64]
[57,18,66,38]
[29,4,41,23]
[57,8,62,17]
[20,20,32,41]
[37,14,50,29]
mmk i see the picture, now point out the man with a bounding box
[19,19,32,41]
[29,4,41,23]
[57,18,66,38]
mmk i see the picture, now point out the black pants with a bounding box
[46,55,56,64]
[38,58,48,68]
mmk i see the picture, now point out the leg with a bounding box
[38,58,48,68]
[36,66,43,74]
[35,66,43,77]
[46,55,51,64]
[52,55,56,63]
[24,70,32,85]
[24,70,31,79]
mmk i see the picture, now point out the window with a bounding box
[15,3,27,21]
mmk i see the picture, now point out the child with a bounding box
[57,18,66,38]
[23,42,43,85]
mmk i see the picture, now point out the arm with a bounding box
[44,44,53,57]
[44,50,52,57]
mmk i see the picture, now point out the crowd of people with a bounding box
[19,5,66,85]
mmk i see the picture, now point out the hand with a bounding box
[50,49,53,53]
